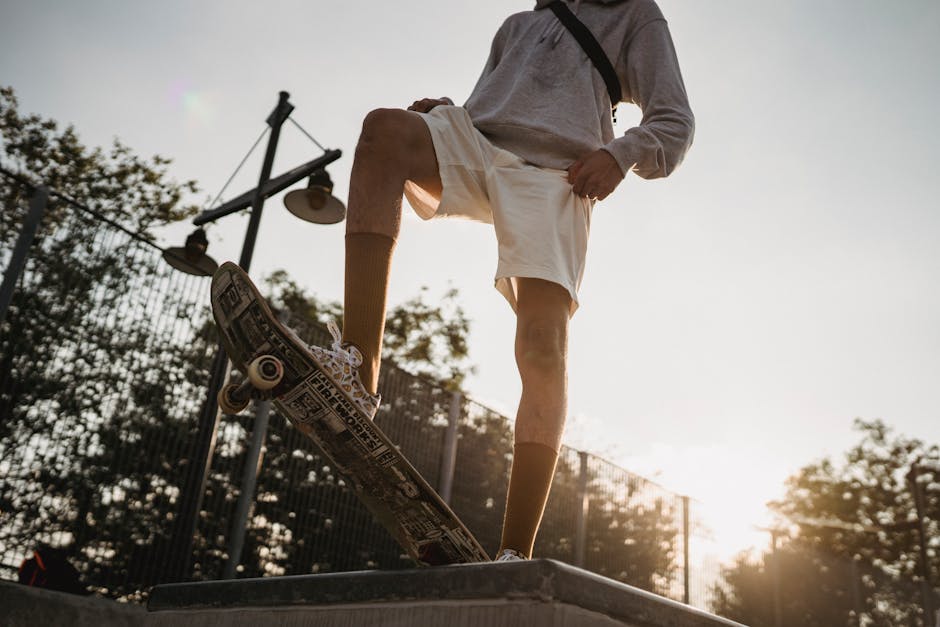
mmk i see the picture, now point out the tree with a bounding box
[1,84,681,603]
[713,420,939,626]
[1,85,205,599]
[254,273,680,592]
[534,454,680,593]
[263,271,475,388]
[211,273,477,575]
[0,84,479,596]
[0,86,198,230]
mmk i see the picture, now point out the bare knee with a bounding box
[514,317,568,449]
[516,317,568,381]
[357,108,419,158]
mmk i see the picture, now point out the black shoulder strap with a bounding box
[547,0,622,119]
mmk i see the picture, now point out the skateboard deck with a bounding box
[210,261,490,566]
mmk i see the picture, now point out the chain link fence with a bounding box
[711,539,940,627]
[0,171,716,606]
[5,170,935,623]
[0,173,216,600]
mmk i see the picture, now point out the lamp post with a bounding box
[163,91,344,583]
[754,527,784,627]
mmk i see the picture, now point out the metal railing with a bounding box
[0,171,216,601]
[712,540,940,627]
[10,169,936,625]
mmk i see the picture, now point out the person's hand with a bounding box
[407,97,454,113]
[567,149,625,201]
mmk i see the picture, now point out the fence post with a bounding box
[771,530,783,627]
[682,495,690,605]
[908,464,936,626]
[438,391,462,505]
[849,558,862,627]
[0,185,49,326]
[223,399,271,579]
[574,451,589,568]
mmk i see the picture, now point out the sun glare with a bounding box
[623,442,783,564]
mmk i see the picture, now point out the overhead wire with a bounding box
[287,117,326,152]
[203,126,270,211]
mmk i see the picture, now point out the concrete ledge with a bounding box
[0,581,146,627]
[149,559,745,627]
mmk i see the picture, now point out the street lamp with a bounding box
[163,90,343,582]
[284,169,346,224]
[164,160,344,277]
[161,228,219,277]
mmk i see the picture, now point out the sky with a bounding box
[2,0,939,558]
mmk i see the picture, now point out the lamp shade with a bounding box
[162,228,219,277]
[284,170,346,224]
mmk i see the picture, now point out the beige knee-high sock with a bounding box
[343,232,396,394]
[499,442,559,559]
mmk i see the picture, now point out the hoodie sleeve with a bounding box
[602,18,695,179]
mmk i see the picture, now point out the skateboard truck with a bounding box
[217,355,285,414]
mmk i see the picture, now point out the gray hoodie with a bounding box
[463,0,694,179]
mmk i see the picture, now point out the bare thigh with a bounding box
[401,110,443,200]
[347,108,443,234]
[515,278,573,337]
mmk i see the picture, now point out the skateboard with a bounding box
[210,261,490,566]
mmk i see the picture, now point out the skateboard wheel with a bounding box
[247,355,284,390]
[218,384,249,414]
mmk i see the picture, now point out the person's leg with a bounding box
[499,277,572,558]
[343,108,442,394]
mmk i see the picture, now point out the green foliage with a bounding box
[536,455,680,592]
[1,85,209,600]
[447,406,515,556]
[712,547,862,627]
[0,85,198,232]
[1,84,480,595]
[713,420,940,626]
[382,286,475,389]
[263,272,475,388]
[0,85,684,605]
[262,270,344,328]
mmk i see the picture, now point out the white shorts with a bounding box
[404,106,593,315]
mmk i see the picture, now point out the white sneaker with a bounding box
[288,320,381,420]
[494,549,528,562]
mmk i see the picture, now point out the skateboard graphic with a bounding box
[210,262,490,566]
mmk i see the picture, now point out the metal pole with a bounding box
[164,350,229,582]
[239,91,294,271]
[682,495,691,605]
[438,391,462,505]
[193,150,341,226]
[223,400,271,579]
[850,558,862,627]
[166,91,294,582]
[0,185,49,326]
[908,464,935,626]
[574,451,589,568]
[771,530,783,627]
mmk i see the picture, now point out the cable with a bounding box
[203,126,270,211]
[287,117,326,152]
[1,164,168,253]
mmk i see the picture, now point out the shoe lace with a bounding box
[496,548,527,561]
[325,320,363,370]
